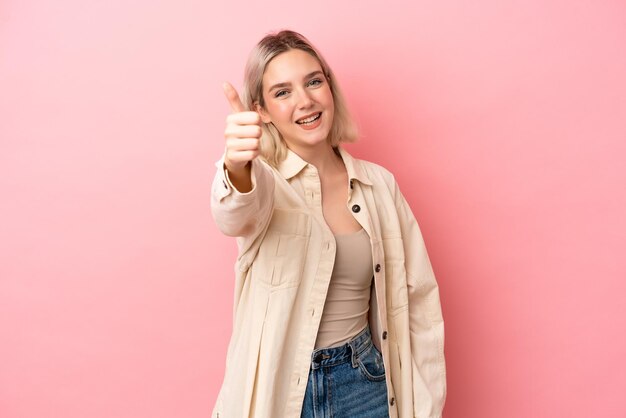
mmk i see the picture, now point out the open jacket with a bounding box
[210,147,446,418]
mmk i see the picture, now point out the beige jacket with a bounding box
[210,147,446,418]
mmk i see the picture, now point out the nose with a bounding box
[295,88,314,109]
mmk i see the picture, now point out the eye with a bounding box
[275,89,288,98]
[307,78,323,87]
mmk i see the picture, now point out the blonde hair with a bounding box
[241,30,358,168]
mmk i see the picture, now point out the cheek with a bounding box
[268,102,293,122]
[321,88,334,109]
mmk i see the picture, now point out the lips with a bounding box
[295,112,322,125]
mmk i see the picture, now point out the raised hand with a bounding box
[222,82,262,174]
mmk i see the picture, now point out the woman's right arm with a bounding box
[210,82,275,237]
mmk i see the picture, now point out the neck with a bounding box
[289,142,344,177]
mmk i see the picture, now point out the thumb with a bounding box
[222,82,246,113]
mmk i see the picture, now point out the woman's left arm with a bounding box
[393,178,447,417]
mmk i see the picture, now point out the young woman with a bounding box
[211,30,446,418]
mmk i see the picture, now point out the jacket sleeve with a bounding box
[392,177,447,417]
[210,155,275,238]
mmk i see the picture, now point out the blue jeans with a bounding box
[300,324,390,418]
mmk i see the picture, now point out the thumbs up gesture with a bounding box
[222,82,262,174]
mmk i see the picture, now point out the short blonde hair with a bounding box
[241,30,358,168]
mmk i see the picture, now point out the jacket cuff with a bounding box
[213,155,258,201]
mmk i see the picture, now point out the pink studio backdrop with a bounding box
[1,1,625,417]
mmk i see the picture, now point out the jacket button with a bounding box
[375,264,381,272]
[390,397,395,406]
[351,204,361,213]
[222,180,228,189]
[382,331,388,340]
[349,180,354,189]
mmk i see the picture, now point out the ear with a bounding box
[254,101,272,124]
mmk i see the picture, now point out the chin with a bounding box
[303,134,331,148]
[286,129,331,148]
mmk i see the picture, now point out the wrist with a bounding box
[224,160,251,178]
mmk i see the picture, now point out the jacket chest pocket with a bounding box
[252,209,311,289]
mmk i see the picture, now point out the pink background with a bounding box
[2,1,625,417]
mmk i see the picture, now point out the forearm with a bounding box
[224,161,253,193]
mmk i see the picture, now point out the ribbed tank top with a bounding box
[314,227,374,349]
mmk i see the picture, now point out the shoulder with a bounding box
[351,156,411,210]
[353,157,398,189]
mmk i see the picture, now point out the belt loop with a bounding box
[348,339,358,368]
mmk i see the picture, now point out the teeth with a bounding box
[297,113,321,124]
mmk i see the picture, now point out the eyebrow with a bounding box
[268,70,324,92]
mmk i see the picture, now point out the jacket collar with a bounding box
[277,146,373,186]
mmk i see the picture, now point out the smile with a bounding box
[296,112,322,125]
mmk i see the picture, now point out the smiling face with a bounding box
[257,48,335,153]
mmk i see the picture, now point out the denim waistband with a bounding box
[310,324,373,370]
